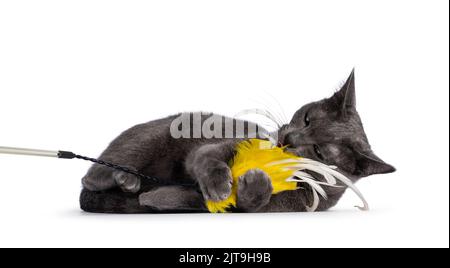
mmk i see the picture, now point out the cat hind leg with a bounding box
[82,164,141,193]
[139,186,207,211]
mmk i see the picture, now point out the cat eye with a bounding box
[304,112,310,127]
[313,145,324,160]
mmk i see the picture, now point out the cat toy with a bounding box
[206,139,368,213]
[0,141,369,212]
[0,146,160,183]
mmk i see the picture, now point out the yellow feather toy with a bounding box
[206,139,369,213]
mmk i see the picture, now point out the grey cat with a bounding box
[80,70,395,213]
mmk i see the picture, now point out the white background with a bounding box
[0,0,448,248]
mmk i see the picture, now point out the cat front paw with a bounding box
[114,171,141,193]
[197,161,233,202]
[237,169,273,212]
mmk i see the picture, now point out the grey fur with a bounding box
[139,186,206,211]
[80,70,395,213]
[114,171,141,193]
[236,169,273,212]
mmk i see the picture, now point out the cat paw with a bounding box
[114,171,141,193]
[237,169,273,212]
[82,164,116,191]
[198,161,233,202]
[81,164,141,193]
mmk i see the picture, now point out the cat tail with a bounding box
[80,188,155,214]
[80,187,208,214]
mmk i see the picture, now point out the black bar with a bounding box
[57,151,76,159]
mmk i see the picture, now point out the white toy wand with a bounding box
[0,146,66,158]
[0,146,160,183]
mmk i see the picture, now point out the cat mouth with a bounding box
[276,125,293,148]
[276,133,287,147]
[277,135,291,148]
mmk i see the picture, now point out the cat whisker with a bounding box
[261,90,290,124]
[248,100,286,128]
[234,108,283,128]
[249,93,288,126]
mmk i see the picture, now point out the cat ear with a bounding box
[341,68,356,108]
[332,69,356,110]
[354,150,396,177]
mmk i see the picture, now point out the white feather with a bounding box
[293,171,328,199]
[288,170,314,179]
[286,163,338,185]
[306,189,320,212]
[260,132,278,146]
[287,177,343,188]
[266,158,304,166]
[279,157,369,211]
[319,167,370,211]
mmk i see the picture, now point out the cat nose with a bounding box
[285,132,302,146]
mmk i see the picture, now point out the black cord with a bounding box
[58,150,159,183]
[74,154,161,183]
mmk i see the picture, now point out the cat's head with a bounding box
[279,69,395,179]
